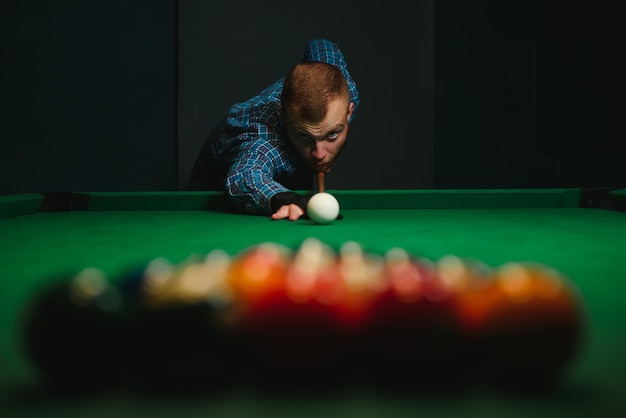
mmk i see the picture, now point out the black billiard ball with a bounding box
[22,267,123,390]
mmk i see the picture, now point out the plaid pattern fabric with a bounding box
[192,39,360,215]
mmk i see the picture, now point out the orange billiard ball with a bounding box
[227,242,292,311]
[231,239,347,386]
[457,262,585,388]
[439,254,497,336]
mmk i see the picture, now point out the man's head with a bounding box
[281,62,354,173]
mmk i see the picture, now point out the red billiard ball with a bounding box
[285,238,341,305]
[359,249,463,387]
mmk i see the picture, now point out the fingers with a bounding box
[270,205,289,220]
[271,204,304,221]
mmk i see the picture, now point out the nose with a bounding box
[311,141,327,160]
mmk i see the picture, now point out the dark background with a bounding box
[1,0,624,195]
[0,0,177,194]
[177,0,434,191]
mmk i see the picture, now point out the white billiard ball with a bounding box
[307,192,340,224]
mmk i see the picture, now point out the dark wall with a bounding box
[535,1,625,188]
[435,0,625,189]
[0,0,176,195]
[177,0,435,191]
[434,0,538,188]
[2,1,621,196]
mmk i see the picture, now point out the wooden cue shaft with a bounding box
[317,171,325,193]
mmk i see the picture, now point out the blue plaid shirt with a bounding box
[192,39,360,215]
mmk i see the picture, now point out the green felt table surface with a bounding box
[1,189,626,417]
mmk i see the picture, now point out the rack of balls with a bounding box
[22,238,586,390]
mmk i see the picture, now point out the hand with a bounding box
[271,203,305,221]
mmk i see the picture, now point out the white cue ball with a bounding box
[307,192,340,224]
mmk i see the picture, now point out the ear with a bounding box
[347,102,355,121]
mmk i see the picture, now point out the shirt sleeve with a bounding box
[224,135,292,215]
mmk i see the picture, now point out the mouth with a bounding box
[314,161,330,171]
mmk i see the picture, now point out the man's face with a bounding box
[285,97,354,173]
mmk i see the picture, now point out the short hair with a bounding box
[281,62,349,123]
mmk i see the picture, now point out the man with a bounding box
[188,39,359,221]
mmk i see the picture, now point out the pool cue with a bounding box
[317,172,325,193]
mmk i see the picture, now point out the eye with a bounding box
[297,132,309,141]
[327,132,339,141]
